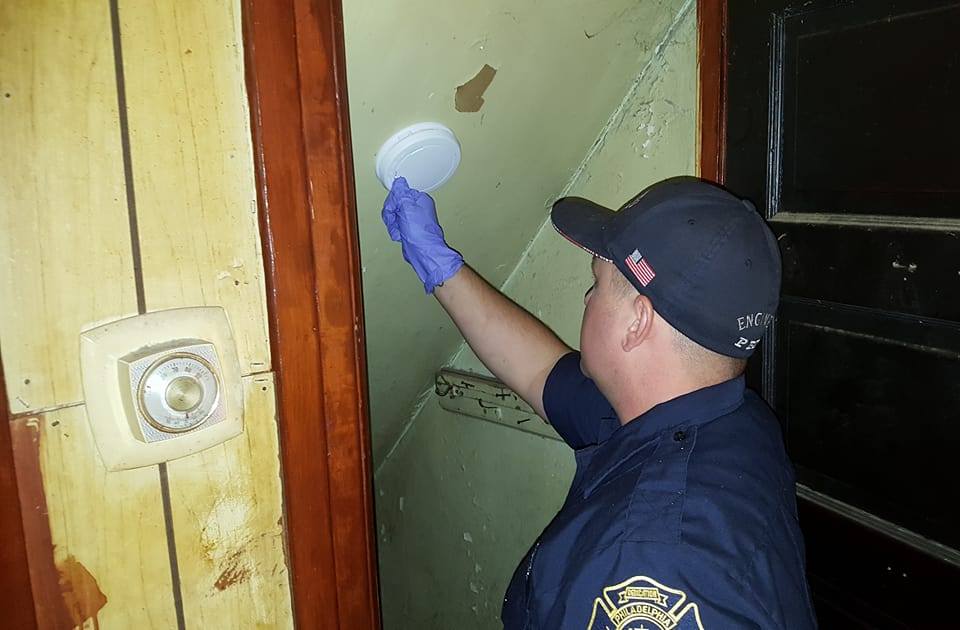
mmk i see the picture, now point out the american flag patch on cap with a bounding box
[625,249,656,286]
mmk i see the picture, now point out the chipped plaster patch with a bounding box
[455,64,497,112]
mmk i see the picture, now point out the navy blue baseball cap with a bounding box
[551,176,781,358]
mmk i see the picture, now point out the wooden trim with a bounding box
[10,417,76,630]
[0,362,39,629]
[242,0,381,628]
[698,0,728,184]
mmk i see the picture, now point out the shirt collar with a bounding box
[596,376,746,444]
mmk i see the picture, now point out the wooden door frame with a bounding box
[242,0,380,628]
[698,0,727,183]
[0,360,37,629]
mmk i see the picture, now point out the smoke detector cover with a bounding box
[375,123,461,192]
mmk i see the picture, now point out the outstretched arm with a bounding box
[382,178,570,417]
[434,265,570,418]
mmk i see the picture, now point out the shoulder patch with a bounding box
[587,575,704,630]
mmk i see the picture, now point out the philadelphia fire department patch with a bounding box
[587,575,705,630]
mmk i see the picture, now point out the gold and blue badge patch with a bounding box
[587,575,705,630]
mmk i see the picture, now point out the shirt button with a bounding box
[673,430,686,442]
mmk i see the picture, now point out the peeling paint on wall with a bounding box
[455,64,498,112]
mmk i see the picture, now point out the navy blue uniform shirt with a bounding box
[502,352,816,629]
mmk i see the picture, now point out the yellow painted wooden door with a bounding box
[0,1,294,627]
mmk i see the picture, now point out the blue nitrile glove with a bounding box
[381,177,464,294]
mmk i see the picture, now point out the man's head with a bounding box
[553,177,781,403]
[580,255,747,387]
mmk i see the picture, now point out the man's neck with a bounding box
[607,366,734,426]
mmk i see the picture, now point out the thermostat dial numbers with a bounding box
[137,353,221,433]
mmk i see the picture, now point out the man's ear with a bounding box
[622,293,654,352]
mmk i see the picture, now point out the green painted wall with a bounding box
[343,0,685,465]
[352,0,699,626]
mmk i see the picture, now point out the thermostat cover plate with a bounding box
[80,307,244,471]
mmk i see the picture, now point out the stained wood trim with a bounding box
[0,361,39,630]
[698,0,728,184]
[242,0,381,628]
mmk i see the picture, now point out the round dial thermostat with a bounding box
[137,353,220,433]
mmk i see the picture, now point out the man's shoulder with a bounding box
[687,390,792,489]
[679,394,800,576]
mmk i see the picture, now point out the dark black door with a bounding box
[724,1,960,627]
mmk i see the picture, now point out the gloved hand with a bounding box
[381,177,464,294]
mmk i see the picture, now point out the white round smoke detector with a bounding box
[375,122,461,192]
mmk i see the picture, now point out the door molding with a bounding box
[243,0,380,627]
[0,360,37,629]
[698,0,728,184]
